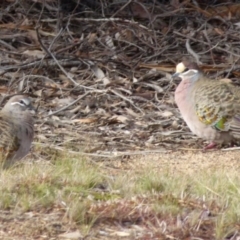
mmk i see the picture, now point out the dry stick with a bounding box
[0,39,16,51]
[36,27,77,87]
[0,59,86,80]
[42,14,179,29]
[35,0,45,26]
[78,150,171,157]
[174,31,240,58]
[110,89,144,114]
[41,15,156,33]
[111,0,133,18]
[36,27,94,90]
[221,147,240,151]
[48,92,90,116]
[185,39,202,64]
[48,88,108,116]
[72,17,152,32]
[202,29,215,65]
[19,74,61,86]
[48,26,63,51]
[35,144,170,157]
[224,58,239,79]
[184,31,240,78]
[160,77,175,104]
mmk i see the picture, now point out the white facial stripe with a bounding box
[11,102,25,107]
[181,69,198,76]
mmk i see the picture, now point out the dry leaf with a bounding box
[59,230,83,239]
[72,118,98,124]
[219,78,232,83]
[91,65,111,85]
[159,111,173,118]
[110,231,130,237]
[202,4,240,19]
[22,50,45,58]
[110,115,129,124]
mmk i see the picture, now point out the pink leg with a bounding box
[203,142,217,150]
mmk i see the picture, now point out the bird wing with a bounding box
[194,81,240,132]
[0,117,20,160]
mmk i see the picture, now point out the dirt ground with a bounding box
[130,149,240,173]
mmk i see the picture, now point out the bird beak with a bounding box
[28,104,37,115]
[172,72,180,78]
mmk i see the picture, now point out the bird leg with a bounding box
[204,141,237,151]
[203,142,218,150]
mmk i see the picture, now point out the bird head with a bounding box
[2,95,36,114]
[172,61,201,81]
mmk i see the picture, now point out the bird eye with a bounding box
[19,100,26,105]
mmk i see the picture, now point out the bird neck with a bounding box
[175,72,206,105]
[174,79,195,118]
[175,77,198,95]
[2,109,33,125]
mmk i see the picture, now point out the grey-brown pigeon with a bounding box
[0,95,35,166]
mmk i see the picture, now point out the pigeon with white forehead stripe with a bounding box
[173,60,240,149]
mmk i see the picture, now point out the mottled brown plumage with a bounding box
[0,95,35,166]
[173,61,240,149]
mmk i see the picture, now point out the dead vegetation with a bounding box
[1,0,240,239]
[2,0,240,155]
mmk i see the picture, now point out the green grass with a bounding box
[0,153,240,239]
